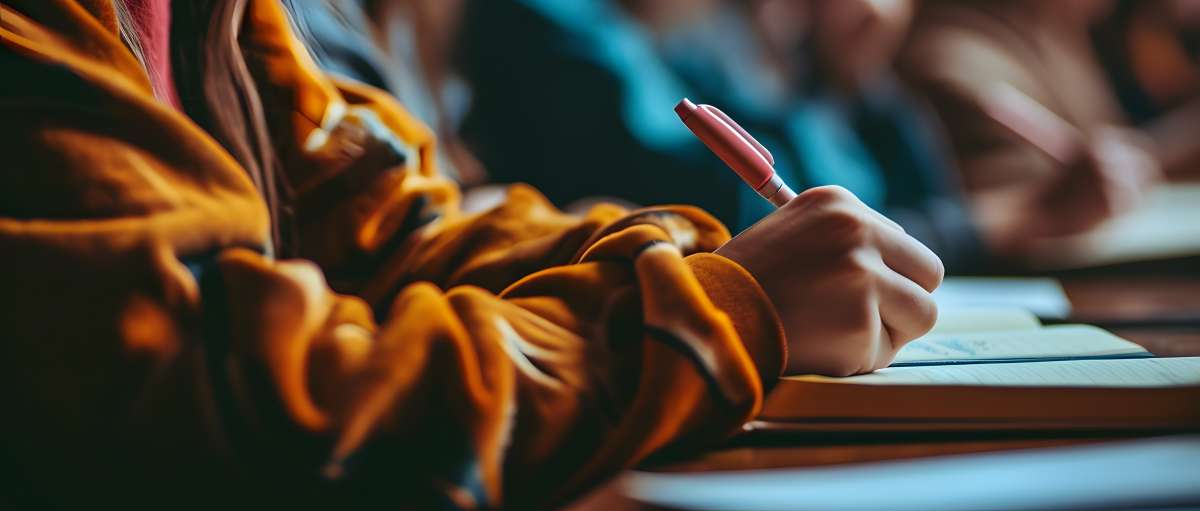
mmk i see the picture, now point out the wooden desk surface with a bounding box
[570,273,1200,510]
[1062,277,1200,356]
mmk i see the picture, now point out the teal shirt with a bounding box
[786,100,888,208]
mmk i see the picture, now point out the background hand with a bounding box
[975,125,1162,257]
[1037,126,1161,236]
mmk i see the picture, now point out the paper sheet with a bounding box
[851,356,1200,387]
[926,308,1041,335]
[933,277,1071,319]
[893,325,1147,366]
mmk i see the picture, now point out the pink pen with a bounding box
[980,83,1085,166]
[675,98,797,208]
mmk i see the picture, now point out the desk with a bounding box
[1062,277,1200,356]
[571,274,1200,510]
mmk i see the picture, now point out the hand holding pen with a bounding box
[676,98,945,376]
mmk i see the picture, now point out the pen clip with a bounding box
[701,104,775,166]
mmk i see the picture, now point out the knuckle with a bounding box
[818,208,872,247]
[836,292,880,336]
[798,185,854,206]
[886,293,939,350]
[829,249,878,283]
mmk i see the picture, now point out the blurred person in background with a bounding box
[659,0,989,268]
[899,0,1165,259]
[1094,0,1200,177]
[457,0,991,270]
[457,0,748,222]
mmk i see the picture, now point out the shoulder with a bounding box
[899,3,1047,101]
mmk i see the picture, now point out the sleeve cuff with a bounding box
[684,252,787,390]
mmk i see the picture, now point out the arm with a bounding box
[234,0,734,299]
[898,23,1159,257]
[898,24,1064,193]
[3,2,941,508]
[0,2,783,509]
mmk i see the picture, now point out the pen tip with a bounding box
[675,98,698,121]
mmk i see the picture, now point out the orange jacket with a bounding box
[0,1,785,508]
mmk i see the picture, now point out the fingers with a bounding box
[1041,159,1113,235]
[789,185,943,292]
[1090,132,1160,212]
[1053,128,1162,231]
[867,206,906,233]
[874,262,939,351]
[871,216,945,293]
[793,185,905,232]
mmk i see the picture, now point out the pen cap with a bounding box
[675,98,700,121]
[675,99,776,190]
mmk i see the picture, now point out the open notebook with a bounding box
[894,309,1148,366]
[756,309,1200,432]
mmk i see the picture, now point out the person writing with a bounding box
[0,0,942,509]
[658,0,991,270]
[898,0,1163,259]
[1094,0,1200,178]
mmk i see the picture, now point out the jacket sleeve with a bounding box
[0,1,785,509]
[234,0,630,298]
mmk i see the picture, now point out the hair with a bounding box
[114,0,292,256]
[113,0,149,76]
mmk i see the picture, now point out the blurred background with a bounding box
[286,0,1200,274]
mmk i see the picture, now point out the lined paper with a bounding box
[926,308,1041,335]
[847,357,1200,387]
[933,277,1071,319]
[893,325,1147,366]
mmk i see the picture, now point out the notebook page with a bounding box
[933,277,1071,319]
[926,308,1041,335]
[843,357,1200,387]
[893,325,1147,366]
